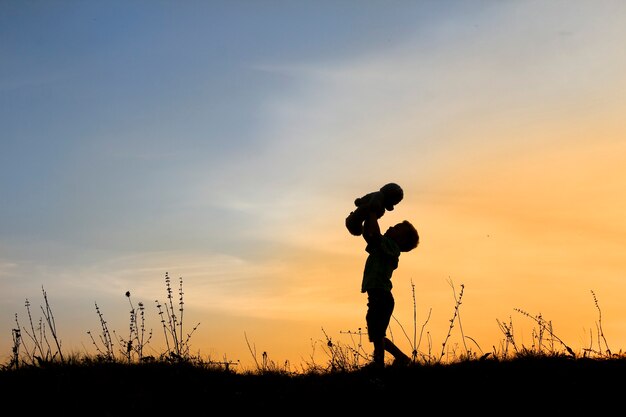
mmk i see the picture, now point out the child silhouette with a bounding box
[360,213,418,368]
[345,183,404,236]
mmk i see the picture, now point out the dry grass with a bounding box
[6,274,624,371]
[3,274,626,414]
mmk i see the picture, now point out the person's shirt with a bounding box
[360,234,401,293]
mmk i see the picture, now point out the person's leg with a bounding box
[383,337,411,365]
[378,292,410,365]
[366,289,395,367]
[372,338,385,367]
[366,290,390,367]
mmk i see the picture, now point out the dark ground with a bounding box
[2,356,625,415]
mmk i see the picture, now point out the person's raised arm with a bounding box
[362,210,381,244]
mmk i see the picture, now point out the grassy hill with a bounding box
[2,354,625,415]
[5,279,623,414]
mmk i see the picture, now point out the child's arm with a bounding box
[362,210,382,244]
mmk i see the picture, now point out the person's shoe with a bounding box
[362,361,384,371]
[392,355,411,367]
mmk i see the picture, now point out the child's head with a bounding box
[385,220,419,252]
[379,183,403,211]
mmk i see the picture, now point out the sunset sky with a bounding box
[2,1,626,370]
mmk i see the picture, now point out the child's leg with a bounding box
[383,337,411,363]
[372,338,385,367]
[365,289,394,367]
[345,208,365,236]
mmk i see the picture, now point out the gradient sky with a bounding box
[2,1,626,371]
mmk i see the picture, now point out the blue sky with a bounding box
[2,1,626,369]
[2,1,456,256]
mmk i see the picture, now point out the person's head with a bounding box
[385,220,419,252]
[380,183,403,211]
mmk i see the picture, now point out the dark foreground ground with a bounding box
[2,356,625,415]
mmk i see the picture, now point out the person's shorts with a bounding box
[365,289,394,342]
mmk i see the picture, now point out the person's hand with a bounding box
[362,210,381,241]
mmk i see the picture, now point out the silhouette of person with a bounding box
[358,208,419,368]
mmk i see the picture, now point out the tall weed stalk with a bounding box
[155,272,199,361]
[13,287,64,366]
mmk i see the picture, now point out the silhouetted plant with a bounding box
[514,308,575,357]
[392,277,434,364]
[339,327,369,366]
[12,287,65,366]
[155,272,200,361]
[318,327,368,371]
[244,331,293,374]
[114,291,153,363]
[496,315,519,358]
[591,289,611,356]
[10,315,21,369]
[40,287,64,363]
[581,289,613,358]
[87,301,115,361]
[439,280,466,362]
